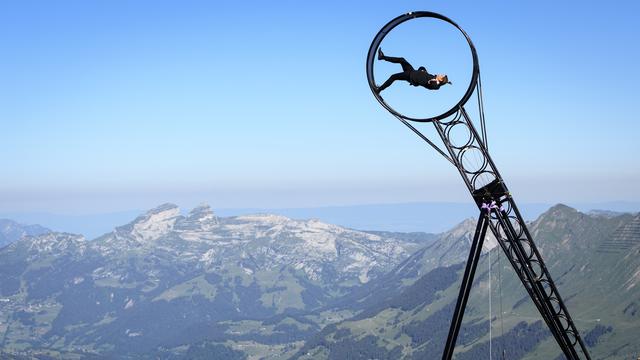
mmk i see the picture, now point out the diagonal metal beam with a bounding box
[442,210,490,360]
[393,114,454,165]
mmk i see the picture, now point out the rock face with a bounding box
[0,219,50,248]
[113,203,181,243]
[174,203,219,232]
[0,203,432,358]
[92,204,421,287]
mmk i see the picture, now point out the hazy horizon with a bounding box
[3,200,639,240]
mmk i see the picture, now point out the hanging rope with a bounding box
[488,246,493,360]
[498,245,506,359]
[477,72,488,150]
[478,72,502,358]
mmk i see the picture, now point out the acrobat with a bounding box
[376,49,452,93]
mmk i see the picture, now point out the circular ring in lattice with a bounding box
[445,121,474,150]
[471,171,497,191]
[458,145,488,175]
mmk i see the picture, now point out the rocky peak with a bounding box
[175,203,218,231]
[445,218,477,239]
[440,217,498,252]
[532,203,583,234]
[188,204,215,219]
[542,203,580,219]
[119,203,181,242]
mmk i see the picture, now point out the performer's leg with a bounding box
[378,50,414,73]
[377,72,409,93]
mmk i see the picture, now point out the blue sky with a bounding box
[1,1,639,214]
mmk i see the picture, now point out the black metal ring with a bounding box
[366,11,479,122]
[458,145,488,175]
[445,121,473,150]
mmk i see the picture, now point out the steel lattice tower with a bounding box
[366,11,591,360]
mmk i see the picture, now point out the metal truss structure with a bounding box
[366,11,591,360]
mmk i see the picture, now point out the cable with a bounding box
[489,246,493,360]
[477,72,488,150]
[394,114,455,165]
[498,243,505,360]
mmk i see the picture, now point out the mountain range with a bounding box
[0,204,638,359]
[4,201,639,240]
[0,203,432,358]
[0,219,50,249]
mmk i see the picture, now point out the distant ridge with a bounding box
[1,201,638,245]
[0,219,50,248]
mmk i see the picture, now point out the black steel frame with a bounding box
[366,11,591,360]
[443,209,490,359]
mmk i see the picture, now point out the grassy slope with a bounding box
[297,206,640,360]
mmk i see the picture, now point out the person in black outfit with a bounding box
[376,49,452,93]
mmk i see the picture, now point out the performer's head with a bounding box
[436,74,452,85]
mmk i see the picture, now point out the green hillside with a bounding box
[297,205,640,360]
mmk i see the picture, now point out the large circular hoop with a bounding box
[366,11,479,123]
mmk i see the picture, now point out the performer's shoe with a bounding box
[378,48,384,60]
